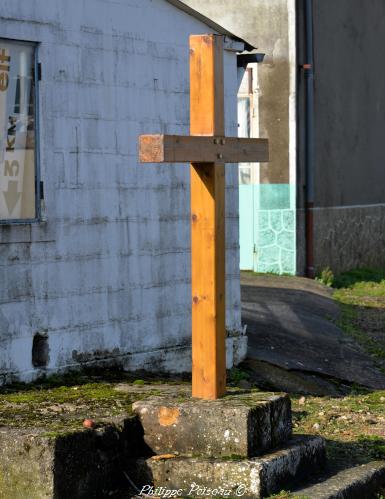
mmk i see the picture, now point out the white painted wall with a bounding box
[0,0,244,383]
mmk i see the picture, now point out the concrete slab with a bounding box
[243,359,345,396]
[134,435,326,498]
[0,417,146,499]
[241,273,385,389]
[132,391,292,458]
[297,461,385,498]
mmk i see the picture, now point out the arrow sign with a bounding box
[3,180,21,215]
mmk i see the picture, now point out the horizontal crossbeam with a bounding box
[139,134,269,164]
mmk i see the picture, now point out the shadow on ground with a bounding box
[241,272,385,395]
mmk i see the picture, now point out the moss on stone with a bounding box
[0,368,172,433]
[267,492,310,499]
[219,454,244,461]
[0,382,133,433]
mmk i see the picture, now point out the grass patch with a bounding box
[336,304,385,362]
[331,267,385,366]
[292,390,385,468]
[333,268,385,290]
[309,268,385,466]
[284,268,385,481]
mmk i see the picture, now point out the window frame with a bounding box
[0,38,41,225]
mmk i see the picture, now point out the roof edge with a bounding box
[166,0,256,51]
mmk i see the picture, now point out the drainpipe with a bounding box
[304,0,315,278]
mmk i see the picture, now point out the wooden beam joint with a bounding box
[139,134,269,164]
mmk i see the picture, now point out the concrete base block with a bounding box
[132,391,291,458]
[0,418,146,499]
[135,435,326,498]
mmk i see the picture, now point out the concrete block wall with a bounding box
[296,0,385,275]
[0,0,243,384]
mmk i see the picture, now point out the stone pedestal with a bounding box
[135,435,325,498]
[132,392,291,457]
[131,390,327,498]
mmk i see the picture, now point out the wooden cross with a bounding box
[139,34,268,400]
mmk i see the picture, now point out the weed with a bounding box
[228,367,250,385]
[316,267,334,287]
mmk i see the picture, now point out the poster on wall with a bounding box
[0,40,36,220]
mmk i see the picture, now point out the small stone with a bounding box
[318,412,325,417]
[48,405,62,413]
[61,403,77,413]
[313,423,320,430]
[380,397,385,402]
[298,396,306,405]
[83,419,96,428]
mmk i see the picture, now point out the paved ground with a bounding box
[241,272,385,392]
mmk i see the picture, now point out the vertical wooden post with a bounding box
[190,35,226,399]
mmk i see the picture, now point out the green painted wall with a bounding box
[239,184,296,275]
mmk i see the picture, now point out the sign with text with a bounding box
[0,40,36,220]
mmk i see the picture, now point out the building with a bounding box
[0,0,251,384]
[185,0,385,276]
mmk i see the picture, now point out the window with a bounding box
[238,67,253,186]
[0,39,38,222]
